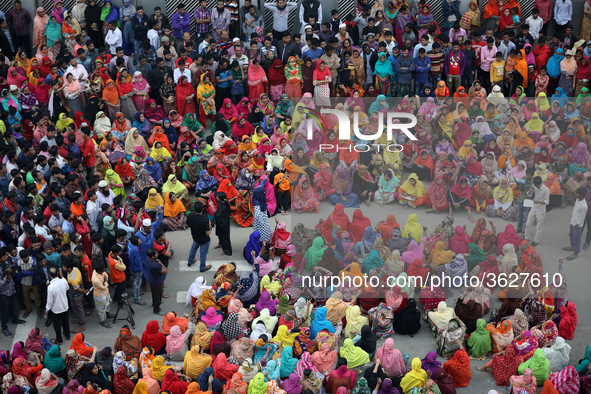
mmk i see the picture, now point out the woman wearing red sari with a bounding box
[175,76,196,116]
[268,59,286,104]
[247,59,268,106]
[443,347,471,387]
[316,203,350,243]
[114,158,136,184]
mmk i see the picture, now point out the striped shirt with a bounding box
[225,0,239,24]
[427,50,444,76]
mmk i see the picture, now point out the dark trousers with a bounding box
[49,310,70,343]
[584,214,591,244]
[15,34,31,57]
[149,283,163,313]
[0,294,18,330]
[82,281,95,309]
[216,86,231,110]
[479,67,491,91]
[113,281,126,303]
[276,190,291,212]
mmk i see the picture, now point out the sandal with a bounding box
[134,300,147,306]
[50,339,62,345]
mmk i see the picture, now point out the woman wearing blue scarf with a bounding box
[195,169,218,198]
[368,94,390,115]
[133,112,151,140]
[144,157,162,184]
[373,53,396,96]
[279,346,299,379]
[243,231,262,265]
[546,48,564,93]
[310,307,336,339]
[162,118,178,150]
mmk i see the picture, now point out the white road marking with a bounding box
[177,291,188,304]
[12,314,37,348]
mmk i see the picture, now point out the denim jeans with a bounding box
[132,271,142,302]
[415,81,426,96]
[429,75,441,90]
[462,73,474,91]
[516,202,531,232]
[188,240,211,270]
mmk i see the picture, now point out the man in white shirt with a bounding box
[554,0,572,33]
[65,57,88,90]
[173,59,191,83]
[86,191,100,232]
[229,44,249,71]
[34,216,53,241]
[525,176,550,246]
[525,8,543,40]
[105,21,123,55]
[96,180,115,207]
[45,266,70,344]
[147,20,161,52]
[564,187,588,260]
[413,35,432,58]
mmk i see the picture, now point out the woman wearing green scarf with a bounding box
[278,295,294,315]
[304,237,326,271]
[373,53,396,97]
[104,169,126,198]
[466,243,486,272]
[45,15,63,48]
[518,348,550,385]
[182,113,204,137]
[339,338,370,368]
[43,345,66,374]
[279,346,298,379]
[466,319,491,358]
[247,373,268,394]
[363,250,383,273]
[576,87,591,105]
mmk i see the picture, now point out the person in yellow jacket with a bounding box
[490,52,506,88]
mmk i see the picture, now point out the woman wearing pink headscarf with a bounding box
[311,343,338,375]
[400,240,424,269]
[131,71,150,112]
[255,174,277,216]
[449,225,471,255]
[496,224,521,255]
[375,338,406,377]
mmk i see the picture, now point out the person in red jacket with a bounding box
[80,126,96,175]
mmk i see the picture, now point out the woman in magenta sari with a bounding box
[131,71,150,112]
[255,174,277,216]
[496,224,521,255]
[393,5,414,49]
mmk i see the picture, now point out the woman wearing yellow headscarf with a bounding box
[398,173,427,208]
[259,275,281,295]
[144,188,164,211]
[183,345,213,381]
[428,241,456,268]
[400,358,428,393]
[524,113,544,134]
[344,305,369,339]
[457,140,478,160]
[150,355,173,381]
[535,93,550,112]
[384,143,403,178]
[338,262,364,282]
[402,213,423,243]
[272,325,299,349]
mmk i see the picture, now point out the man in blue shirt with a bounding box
[414,48,431,96]
[146,248,167,314]
[0,164,8,200]
[134,211,163,287]
[128,235,145,306]
[215,59,232,109]
[302,38,324,61]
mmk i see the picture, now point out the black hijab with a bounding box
[81,362,111,389]
[363,363,387,390]
[214,113,230,134]
[393,298,421,335]
[247,109,265,126]
[454,298,481,334]
[355,325,377,355]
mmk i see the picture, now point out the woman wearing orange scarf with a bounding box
[514,131,535,151]
[514,49,529,90]
[163,192,187,231]
[443,347,471,387]
[102,79,120,122]
[149,126,173,155]
[217,179,238,209]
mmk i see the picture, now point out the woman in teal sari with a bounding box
[373,53,396,97]
[466,243,486,272]
[45,15,63,59]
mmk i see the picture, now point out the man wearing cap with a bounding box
[135,211,163,288]
[157,35,178,62]
[96,180,116,207]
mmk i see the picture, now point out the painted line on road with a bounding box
[177,291,188,304]
[12,314,38,349]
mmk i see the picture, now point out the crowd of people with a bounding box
[0,0,590,393]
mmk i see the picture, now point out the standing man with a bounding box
[108,245,126,303]
[444,40,464,94]
[525,176,550,247]
[62,262,86,334]
[265,0,297,41]
[135,212,163,289]
[128,236,145,306]
[187,202,212,272]
[131,6,149,59]
[515,168,535,234]
[194,0,212,48]
[396,47,415,97]
[146,248,167,315]
[553,0,572,34]
[224,0,239,38]
[91,262,112,328]
[299,0,322,35]
[0,249,24,337]
[563,187,587,260]
[45,266,69,344]
[6,1,31,57]
[171,4,191,41]
[105,21,123,55]
[17,250,40,320]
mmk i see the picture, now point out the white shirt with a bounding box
[86,200,99,232]
[34,224,53,241]
[173,67,192,84]
[105,28,123,54]
[65,64,88,90]
[525,16,543,39]
[147,29,160,51]
[96,189,115,207]
[46,277,69,314]
[527,184,550,213]
[554,0,572,25]
[571,198,588,226]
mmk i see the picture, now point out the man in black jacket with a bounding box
[276,32,299,64]
[34,254,56,315]
[132,6,150,60]
[148,57,173,104]
[463,40,477,90]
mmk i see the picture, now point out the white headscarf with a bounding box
[186,277,211,305]
[427,301,456,331]
[501,244,518,276]
[212,130,232,150]
[543,336,572,372]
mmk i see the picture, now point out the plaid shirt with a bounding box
[194,7,211,34]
